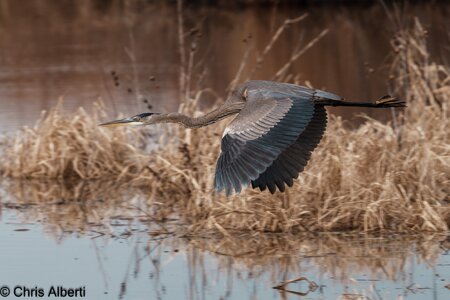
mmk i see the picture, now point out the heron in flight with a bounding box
[100,80,405,195]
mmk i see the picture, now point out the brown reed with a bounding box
[3,175,446,298]
[138,17,449,234]
[0,18,448,235]
[0,101,150,180]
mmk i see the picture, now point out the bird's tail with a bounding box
[373,95,407,107]
[318,95,406,108]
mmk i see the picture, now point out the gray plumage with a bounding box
[214,81,334,195]
[100,80,406,196]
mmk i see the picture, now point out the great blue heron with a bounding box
[100,80,405,195]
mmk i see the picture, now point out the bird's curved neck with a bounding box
[150,101,244,128]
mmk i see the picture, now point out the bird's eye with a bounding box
[133,116,141,121]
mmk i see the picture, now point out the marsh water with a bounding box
[0,1,449,131]
[0,1,450,299]
[0,186,449,300]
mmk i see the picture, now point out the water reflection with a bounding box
[0,1,449,131]
[0,179,449,300]
[1,179,156,238]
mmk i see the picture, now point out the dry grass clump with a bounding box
[0,101,150,180]
[0,19,448,235]
[137,18,449,234]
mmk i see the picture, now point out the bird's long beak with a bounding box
[99,118,144,127]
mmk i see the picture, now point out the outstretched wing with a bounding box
[214,89,316,195]
[251,105,327,193]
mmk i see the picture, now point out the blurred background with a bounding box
[0,0,448,131]
[0,2,449,300]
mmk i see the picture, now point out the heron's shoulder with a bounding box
[240,80,312,93]
[239,80,343,101]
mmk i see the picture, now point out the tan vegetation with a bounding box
[0,101,149,180]
[3,173,447,298]
[0,18,448,235]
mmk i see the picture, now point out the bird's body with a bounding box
[100,80,405,195]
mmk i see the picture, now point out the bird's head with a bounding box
[99,112,159,127]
